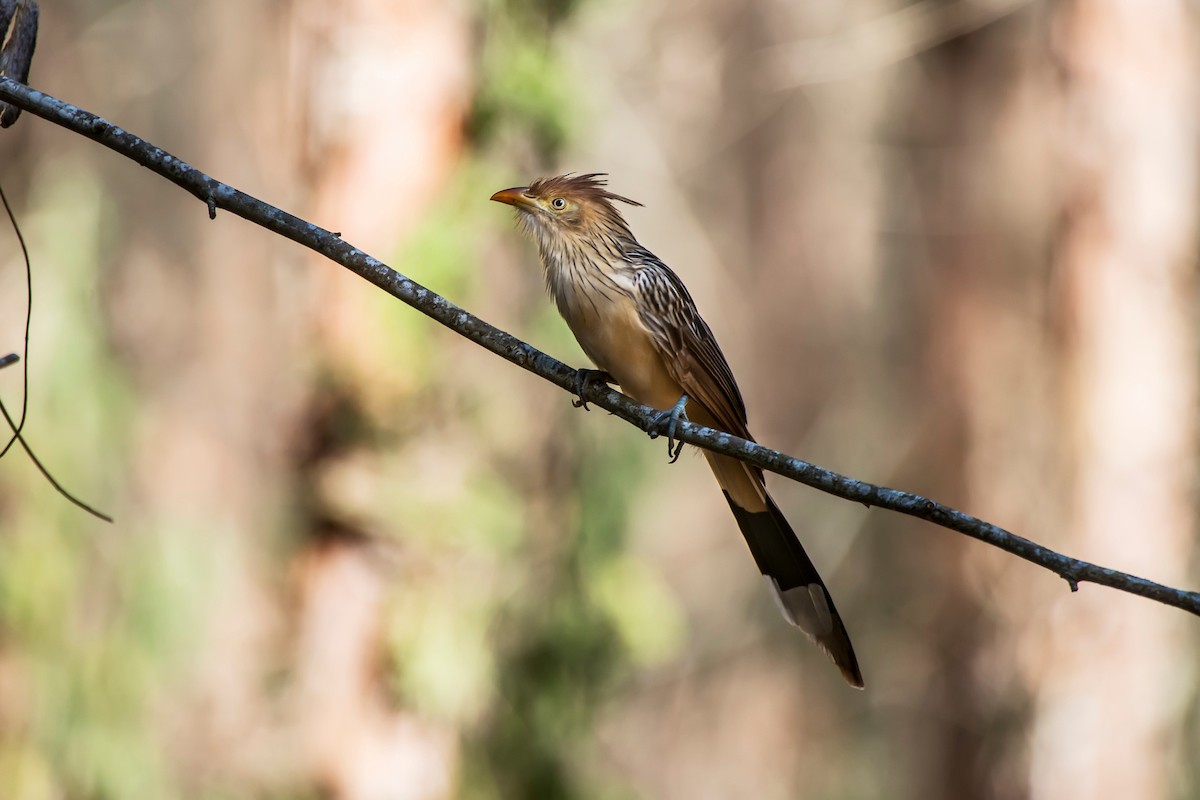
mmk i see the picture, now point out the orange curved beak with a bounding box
[490,187,536,210]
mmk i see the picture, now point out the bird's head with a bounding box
[490,173,642,251]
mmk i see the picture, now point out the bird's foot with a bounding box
[571,369,615,410]
[648,393,689,463]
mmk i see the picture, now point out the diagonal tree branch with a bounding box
[2,75,1197,617]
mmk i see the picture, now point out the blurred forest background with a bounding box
[1,0,1198,798]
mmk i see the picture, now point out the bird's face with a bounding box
[490,184,589,236]
[490,174,642,249]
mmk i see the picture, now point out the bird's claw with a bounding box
[572,369,615,410]
[648,394,689,463]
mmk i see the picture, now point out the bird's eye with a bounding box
[551,197,567,210]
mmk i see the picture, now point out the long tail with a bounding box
[705,451,864,688]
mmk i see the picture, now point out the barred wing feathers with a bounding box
[630,252,750,443]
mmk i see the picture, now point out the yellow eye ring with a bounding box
[551,197,567,210]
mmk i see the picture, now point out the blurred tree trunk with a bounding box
[286,2,471,794]
[1030,2,1198,798]
[886,9,1050,798]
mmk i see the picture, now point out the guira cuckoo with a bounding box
[492,174,863,687]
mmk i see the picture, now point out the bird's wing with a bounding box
[633,256,751,441]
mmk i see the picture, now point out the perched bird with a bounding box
[492,174,863,687]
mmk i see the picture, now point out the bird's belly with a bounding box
[560,293,684,411]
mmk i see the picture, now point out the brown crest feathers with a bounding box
[528,173,644,208]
